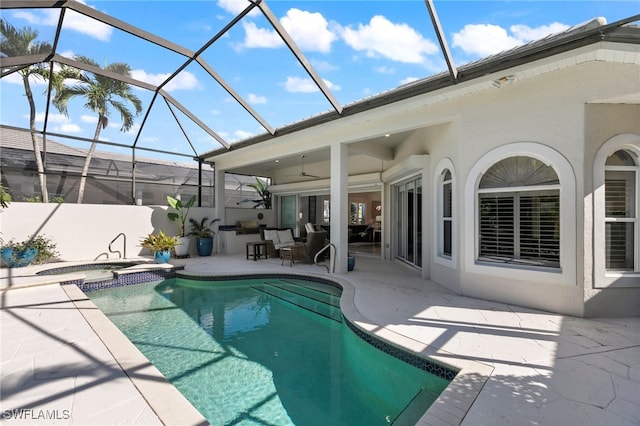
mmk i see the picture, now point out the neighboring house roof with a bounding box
[0,127,200,170]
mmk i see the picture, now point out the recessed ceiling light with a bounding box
[275,160,280,163]
[384,134,390,137]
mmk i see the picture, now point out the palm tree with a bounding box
[53,55,142,203]
[0,19,53,202]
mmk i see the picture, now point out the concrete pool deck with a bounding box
[1,254,639,425]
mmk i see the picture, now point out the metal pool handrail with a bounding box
[109,233,127,259]
[314,243,335,273]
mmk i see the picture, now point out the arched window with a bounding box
[477,156,560,268]
[604,149,639,271]
[440,168,453,258]
[434,158,456,267]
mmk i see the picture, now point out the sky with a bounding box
[1,0,638,161]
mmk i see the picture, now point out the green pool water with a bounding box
[88,278,450,425]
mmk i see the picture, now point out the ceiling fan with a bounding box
[291,154,321,178]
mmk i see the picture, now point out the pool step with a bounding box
[252,283,342,323]
[278,278,343,298]
[265,280,341,308]
[391,388,440,426]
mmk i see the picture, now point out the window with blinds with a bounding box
[478,156,560,268]
[604,154,637,271]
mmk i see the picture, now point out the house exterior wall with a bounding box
[409,60,639,317]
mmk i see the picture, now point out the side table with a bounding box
[246,241,268,261]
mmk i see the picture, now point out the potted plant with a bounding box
[167,195,195,257]
[140,230,179,264]
[188,217,220,256]
[1,235,58,268]
[347,252,356,271]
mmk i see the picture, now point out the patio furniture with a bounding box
[260,228,299,257]
[303,231,328,263]
[280,231,328,266]
[246,241,268,261]
[280,244,304,266]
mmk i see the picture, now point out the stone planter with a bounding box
[154,250,171,264]
[1,247,38,268]
[347,255,356,271]
[174,236,190,257]
[196,237,213,256]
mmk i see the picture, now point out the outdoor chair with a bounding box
[300,231,328,263]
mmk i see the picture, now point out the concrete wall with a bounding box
[0,203,221,261]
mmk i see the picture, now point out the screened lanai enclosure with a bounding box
[0,0,470,206]
[1,0,350,205]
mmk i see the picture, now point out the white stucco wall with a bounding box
[0,203,221,261]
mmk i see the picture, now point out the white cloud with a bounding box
[217,0,259,17]
[56,123,81,133]
[247,93,267,104]
[125,123,140,134]
[375,66,395,75]
[62,9,112,41]
[324,79,340,91]
[341,15,438,64]
[233,129,256,140]
[211,109,221,115]
[2,71,49,86]
[399,77,419,85]
[12,10,59,26]
[166,72,200,92]
[58,50,75,59]
[33,112,69,123]
[283,76,340,93]
[452,24,521,56]
[452,22,570,57]
[81,115,97,124]
[130,69,200,92]
[281,8,337,53]
[312,60,338,73]
[511,22,570,40]
[13,6,112,41]
[241,22,283,48]
[284,77,316,93]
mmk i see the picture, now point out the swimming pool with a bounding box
[88,276,454,425]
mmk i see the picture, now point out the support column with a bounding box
[331,143,349,273]
[214,166,226,254]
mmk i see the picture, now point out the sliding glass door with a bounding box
[280,195,297,230]
[393,176,422,267]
